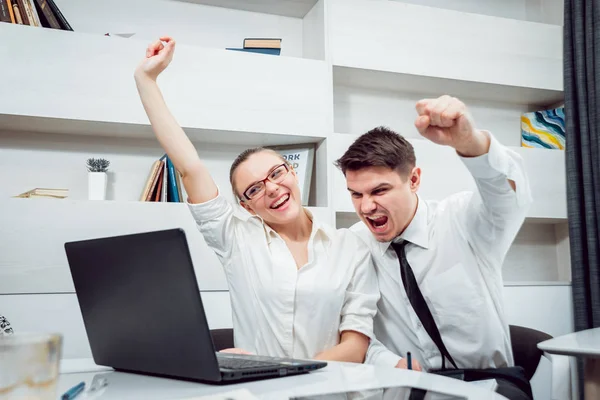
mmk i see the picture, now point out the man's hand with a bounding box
[415,95,490,157]
[395,358,423,371]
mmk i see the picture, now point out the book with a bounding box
[140,160,162,201]
[45,0,71,30]
[226,47,281,56]
[166,156,180,202]
[11,0,23,24]
[23,0,40,27]
[175,169,183,203]
[521,106,565,150]
[6,0,15,23]
[33,0,60,29]
[14,188,68,199]
[243,38,282,49]
[152,164,164,202]
[0,0,12,22]
[14,0,29,24]
[140,155,183,203]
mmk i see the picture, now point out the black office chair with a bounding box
[211,325,550,379]
[509,325,552,380]
[211,328,234,351]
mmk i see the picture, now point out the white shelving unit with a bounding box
[325,0,569,287]
[329,0,563,106]
[1,22,330,143]
[1,4,572,395]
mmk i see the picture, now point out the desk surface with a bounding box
[538,327,600,357]
[57,359,506,400]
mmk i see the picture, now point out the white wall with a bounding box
[334,85,531,146]
[388,0,564,25]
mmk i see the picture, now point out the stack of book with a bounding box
[0,0,72,31]
[14,188,68,199]
[140,154,183,202]
[227,38,282,56]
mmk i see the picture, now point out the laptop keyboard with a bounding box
[217,356,281,370]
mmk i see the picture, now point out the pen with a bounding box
[407,351,412,370]
[61,381,85,400]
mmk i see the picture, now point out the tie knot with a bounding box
[391,239,408,252]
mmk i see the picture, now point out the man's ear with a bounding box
[409,167,421,193]
[239,199,256,215]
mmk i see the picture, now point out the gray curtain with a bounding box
[564,0,600,397]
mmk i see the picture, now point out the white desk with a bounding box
[538,327,600,400]
[57,359,506,400]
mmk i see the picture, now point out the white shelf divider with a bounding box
[330,133,567,221]
[329,0,563,106]
[0,23,330,145]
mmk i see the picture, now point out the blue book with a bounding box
[166,157,180,203]
[226,47,281,56]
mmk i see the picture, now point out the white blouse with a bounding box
[188,192,379,359]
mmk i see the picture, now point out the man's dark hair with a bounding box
[334,126,416,177]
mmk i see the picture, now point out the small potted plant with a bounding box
[86,158,110,200]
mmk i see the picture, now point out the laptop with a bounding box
[64,228,327,384]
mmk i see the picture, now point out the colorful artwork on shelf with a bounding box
[521,106,565,150]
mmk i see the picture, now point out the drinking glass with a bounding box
[0,333,62,400]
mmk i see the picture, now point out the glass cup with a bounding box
[0,333,63,400]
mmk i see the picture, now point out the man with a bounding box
[335,95,533,400]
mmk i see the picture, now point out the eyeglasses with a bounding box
[242,163,290,201]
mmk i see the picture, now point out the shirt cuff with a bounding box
[459,130,533,207]
[459,131,506,179]
[339,316,375,341]
[369,348,402,368]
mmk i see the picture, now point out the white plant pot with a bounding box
[88,172,107,200]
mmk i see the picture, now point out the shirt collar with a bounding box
[377,194,430,255]
[261,208,333,245]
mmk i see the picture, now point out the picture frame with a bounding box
[268,144,315,206]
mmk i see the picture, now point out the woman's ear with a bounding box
[239,199,256,215]
[288,165,298,183]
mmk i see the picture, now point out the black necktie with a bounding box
[390,241,457,370]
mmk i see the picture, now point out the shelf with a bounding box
[0,197,332,294]
[329,0,563,107]
[170,0,319,18]
[0,23,330,143]
[333,66,564,107]
[331,133,567,221]
[0,115,325,147]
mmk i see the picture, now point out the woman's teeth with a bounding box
[271,194,290,209]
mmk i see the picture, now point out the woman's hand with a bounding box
[135,36,176,82]
[219,348,254,355]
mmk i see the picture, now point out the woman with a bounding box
[134,36,379,363]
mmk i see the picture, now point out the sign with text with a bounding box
[271,145,315,206]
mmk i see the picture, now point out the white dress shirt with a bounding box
[188,192,379,359]
[354,132,533,371]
